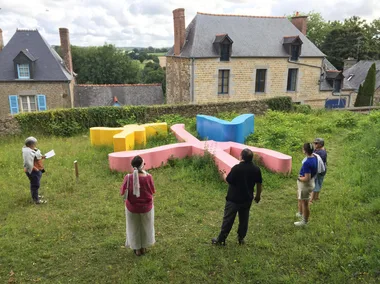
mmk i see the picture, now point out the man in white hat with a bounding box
[22,137,46,204]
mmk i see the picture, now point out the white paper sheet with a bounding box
[45,150,55,159]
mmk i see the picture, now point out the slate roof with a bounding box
[343,60,380,91]
[19,49,37,61]
[0,29,73,81]
[167,13,325,58]
[319,58,355,91]
[74,84,164,107]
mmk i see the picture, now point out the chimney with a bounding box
[291,12,308,35]
[0,29,3,52]
[343,57,358,72]
[173,8,186,56]
[59,28,73,73]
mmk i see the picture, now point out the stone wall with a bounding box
[0,81,72,117]
[166,57,191,104]
[74,84,164,107]
[193,57,326,106]
[0,116,21,136]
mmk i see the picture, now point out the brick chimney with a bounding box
[0,29,3,52]
[343,57,358,72]
[173,8,186,56]
[291,12,308,35]
[59,28,73,73]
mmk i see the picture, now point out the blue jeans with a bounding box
[314,173,325,192]
[26,171,42,202]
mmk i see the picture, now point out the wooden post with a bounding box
[74,160,79,181]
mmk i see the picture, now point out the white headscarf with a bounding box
[132,160,146,198]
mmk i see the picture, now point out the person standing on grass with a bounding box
[295,143,318,226]
[310,138,327,203]
[22,137,47,204]
[120,155,156,256]
[212,148,262,245]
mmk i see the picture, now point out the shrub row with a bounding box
[15,97,292,137]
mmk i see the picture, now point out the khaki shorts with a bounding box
[297,179,315,200]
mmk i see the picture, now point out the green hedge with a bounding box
[15,97,292,137]
[265,97,293,112]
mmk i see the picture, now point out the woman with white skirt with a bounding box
[120,155,156,256]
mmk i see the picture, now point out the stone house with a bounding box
[0,28,75,117]
[166,9,345,108]
[342,59,380,105]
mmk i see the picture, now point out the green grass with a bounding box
[0,111,379,283]
[148,53,166,57]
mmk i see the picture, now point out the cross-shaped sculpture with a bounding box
[109,124,292,175]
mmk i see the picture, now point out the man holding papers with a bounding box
[22,137,52,204]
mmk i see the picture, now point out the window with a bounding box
[334,79,342,93]
[221,44,230,61]
[287,69,298,91]
[20,95,37,112]
[255,69,267,93]
[327,78,334,87]
[17,64,30,79]
[291,45,300,61]
[218,70,230,94]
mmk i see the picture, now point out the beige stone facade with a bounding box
[0,81,73,117]
[166,56,335,108]
[166,57,191,104]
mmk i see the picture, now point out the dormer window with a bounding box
[17,64,30,79]
[221,44,230,61]
[291,45,300,61]
[13,49,37,80]
[213,34,233,62]
[283,36,303,61]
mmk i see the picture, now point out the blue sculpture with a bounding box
[196,114,254,143]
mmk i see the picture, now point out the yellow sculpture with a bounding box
[90,123,168,152]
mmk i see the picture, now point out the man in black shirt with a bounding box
[212,149,263,245]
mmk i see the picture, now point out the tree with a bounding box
[354,63,377,106]
[70,44,140,84]
[320,17,377,70]
[288,12,331,48]
[141,62,166,93]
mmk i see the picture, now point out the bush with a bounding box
[265,97,293,112]
[293,104,312,114]
[15,107,147,137]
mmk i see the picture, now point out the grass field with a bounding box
[0,111,379,283]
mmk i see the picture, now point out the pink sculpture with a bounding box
[109,124,292,175]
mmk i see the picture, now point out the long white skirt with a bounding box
[125,207,155,250]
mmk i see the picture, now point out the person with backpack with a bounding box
[295,143,318,226]
[22,137,47,204]
[120,156,156,256]
[310,138,327,203]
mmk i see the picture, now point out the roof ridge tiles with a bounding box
[197,12,286,19]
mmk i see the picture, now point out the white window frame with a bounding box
[17,64,30,79]
[19,95,37,113]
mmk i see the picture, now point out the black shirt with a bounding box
[226,161,262,204]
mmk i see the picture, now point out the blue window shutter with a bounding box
[37,95,47,111]
[8,95,19,115]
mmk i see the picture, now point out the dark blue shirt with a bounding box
[299,156,318,178]
[314,149,327,165]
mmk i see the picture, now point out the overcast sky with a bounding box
[0,0,379,47]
